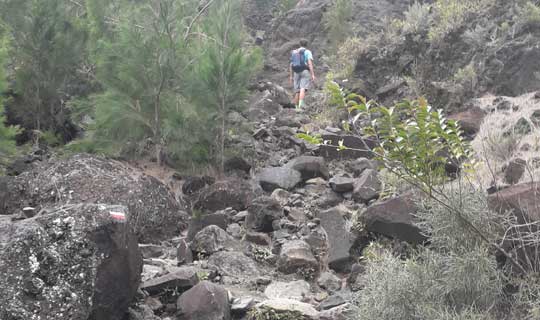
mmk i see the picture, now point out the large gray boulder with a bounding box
[258,167,302,192]
[252,299,319,320]
[177,281,231,320]
[277,240,319,276]
[190,225,238,255]
[194,178,255,213]
[352,169,382,204]
[264,280,311,301]
[208,251,261,280]
[317,207,355,272]
[317,134,376,160]
[362,193,426,244]
[285,156,330,181]
[246,196,284,232]
[0,204,142,320]
[140,267,199,295]
[3,154,187,242]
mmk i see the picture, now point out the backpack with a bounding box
[291,48,308,73]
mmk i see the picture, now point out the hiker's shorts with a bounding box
[294,70,311,93]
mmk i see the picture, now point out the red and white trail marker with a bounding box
[109,211,126,222]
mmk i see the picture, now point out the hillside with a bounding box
[2,1,540,320]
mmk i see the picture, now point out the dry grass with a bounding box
[471,92,540,188]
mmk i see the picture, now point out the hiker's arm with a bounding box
[308,59,316,81]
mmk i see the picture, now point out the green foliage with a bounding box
[190,0,261,171]
[323,0,353,50]
[453,63,477,92]
[0,30,20,157]
[248,307,304,320]
[428,0,494,43]
[319,78,473,194]
[355,190,504,320]
[0,0,88,140]
[515,1,540,26]
[402,2,432,35]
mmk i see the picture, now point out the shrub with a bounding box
[323,0,353,51]
[402,2,432,35]
[355,190,504,320]
[515,1,540,27]
[429,0,495,43]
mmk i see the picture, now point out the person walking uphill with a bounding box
[289,39,316,110]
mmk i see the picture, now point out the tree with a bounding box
[190,0,261,172]
[0,30,20,158]
[0,0,88,143]
[84,0,204,165]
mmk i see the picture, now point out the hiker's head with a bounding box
[299,39,308,48]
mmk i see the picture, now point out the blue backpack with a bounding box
[291,48,308,73]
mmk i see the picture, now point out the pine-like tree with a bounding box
[86,0,204,165]
[191,0,261,172]
[0,31,20,157]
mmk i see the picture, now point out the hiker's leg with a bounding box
[298,89,306,108]
[293,92,300,106]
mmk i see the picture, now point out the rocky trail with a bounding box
[3,0,540,319]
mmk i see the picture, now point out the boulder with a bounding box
[190,225,238,255]
[316,207,355,272]
[513,117,532,135]
[488,183,540,270]
[258,167,302,191]
[224,156,252,174]
[352,169,382,204]
[182,176,210,195]
[245,231,272,246]
[319,303,353,320]
[246,196,284,232]
[140,267,199,295]
[317,272,342,292]
[362,193,426,244]
[277,240,319,275]
[253,299,319,320]
[317,133,376,160]
[187,212,229,241]
[194,178,255,213]
[448,107,486,138]
[177,238,193,265]
[6,154,186,242]
[504,158,527,185]
[275,110,310,128]
[347,158,378,177]
[285,156,330,181]
[264,280,311,301]
[176,281,231,320]
[329,176,354,193]
[208,251,261,280]
[531,109,540,126]
[0,204,142,320]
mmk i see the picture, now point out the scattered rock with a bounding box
[348,158,378,177]
[254,299,319,320]
[285,156,330,181]
[182,176,209,195]
[258,167,302,191]
[362,193,426,244]
[139,244,165,259]
[317,207,355,272]
[513,117,532,135]
[224,156,252,174]
[0,204,142,320]
[277,240,319,275]
[246,231,272,246]
[264,280,311,301]
[504,158,527,185]
[352,169,382,204]
[177,239,193,265]
[194,179,255,213]
[317,133,376,160]
[140,267,199,295]
[319,303,353,320]
[208,251,261,279]
[329,176,354,193]
[191,225,238,255]
[319,295,348,311]
[317,272,342,292]
[246,196,284,232]
[448,107,486,138]
[531,109,540,126]
[187,213,229,241]
[176,281,231,320]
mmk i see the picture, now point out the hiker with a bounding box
[289,39,316,109]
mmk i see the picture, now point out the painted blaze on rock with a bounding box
[0,204,142,320]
